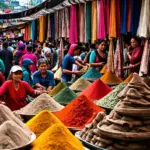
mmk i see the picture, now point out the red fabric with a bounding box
[67,44,77,56]
[80,79,112,101]
[0,73,5,86]
[0,80,35,111]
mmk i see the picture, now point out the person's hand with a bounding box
[86,63,90,68]
[129,64,135,68]
[76,71,84,76]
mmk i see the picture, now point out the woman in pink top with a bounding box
[20,44,38,73]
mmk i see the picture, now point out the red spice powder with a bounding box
[80,79,112,101]
[54,95,104,129]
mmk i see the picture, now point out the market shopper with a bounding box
[61,44,85,84]
[0,58,5,74]
[0,65,43,111]
[89,40,108,71]
[33,59,55,93]
[123,36,143,73]
[22,59,33,86]
[34,43,43,59]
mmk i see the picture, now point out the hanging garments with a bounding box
[137,0,150,38]
[62,9,66,38]
[105,0,110,34]
[24,24,28,41]
[50,13,55,40]
[127,0,131,32]
[30,20,36,41]
[114,38,124,78]
[79,3,86,42]
[69,5,78,44]
[55,11,59,40]
[65,7,70,39]
[121,0,127,34]
[58,10,63,38]
[107,39,115,73]
[97,0,100,39]
[39,16,46,42]
[47,15,51,40]
[98,0,106,39]
[91,0,97,43]
[86,1,92,41]
[139,40,150,76]
[130,0,141,34]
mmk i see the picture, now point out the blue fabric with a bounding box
[121,0,127,34]
[50,13,55,40]
[31,21,36,41]
[130,0,141,34]
[62,54,75,82]
[33,70,55,88]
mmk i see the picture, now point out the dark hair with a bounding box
[131,36,141,44]
[27,44,33,52]
[37,58,48,67]
[98,40,107,45]
[90,44,96,49]
[45,42,49,47]
[3,41,8,49]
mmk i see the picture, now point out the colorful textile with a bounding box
[65,8,70,38]
[47,15,51,39]
[121,0,127,34]
[86,1,92,41]
[91,0,97,43]
[105,0,110,34]
[62,9,66,38]
[31,20,36,41]
[39,16,46,42]
[127,0,131,32]
[50,13,55,40]
[58,10,62,38]
[69,5,78,44]
[55,11,59,40]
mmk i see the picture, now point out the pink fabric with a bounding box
[105,0,110,34]
[69,5,78,44]
[98,0,106,39]
[67,44,77,56]
[20,52,38,73]
[24,25,28,41]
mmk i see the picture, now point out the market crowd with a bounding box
[0,36,143,111]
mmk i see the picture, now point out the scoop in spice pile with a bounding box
[49,82,67,97]
[54,95,104,129]
[18,93,64,115]
[69,78,91,92]
[53,87,77,105]
[96,83,127,109]
[80,73,150,150]
[26,110,62,137]
[80,79,112,101]
[31,123,84,150]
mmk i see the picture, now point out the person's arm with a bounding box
[47,72,55,92]
[75,60,84,68]
[33,72,45,89]
[123,62,141,70]
[63,69,83,76]
[0,81,8,97]
[0,59,5,74]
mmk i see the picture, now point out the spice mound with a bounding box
[0,104,31,134]
[96,83,126,109]
[80,79,112,101]
[0,120,31,149]
[70,78,91,92]
[19,93,64,115]
[124,73,133,83]
[81,67,102,80]
[101,70,122,85]
[31,123,84,150]
[54,67,62,80]
[100,64,107,74]
[53,87,77,104]
[81,73,150,150]
[54,95,104,129]
[26,110,62,137]
[49,82,66,97]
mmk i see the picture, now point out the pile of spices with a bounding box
[81,74,150,150]
[19,93,64,115]
[31,123,84,150]
[81,67,102,80]
[0,120,31,149]
[49,82,67,97]
[53,87,77,105]
[101,70,123,85]
[100,64,107,74]
[54,95,104,129]
[96,83,127,109]
[70,78,91,92]
[124,73,133,83]
[80,79,112,101]
[54,67,62,80]
[26,110,62,137]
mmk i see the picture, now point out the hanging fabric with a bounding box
[39,16,46,42]
[47,15,51,40]
[98,0,106,39]
[130,0,141,34]
[79,3,86,42]
[86,1,92,41]
[24,24,28,41]
[62,9,66,38]
[127,0,131,32]
[27,24,31,40]
[55,11,59,40]
[105,0,110,34]
[64,7,70,39]
[114,38,124,78]
[59,10,63,38]
[50,13,55,40]
[97,0,100,39]
[69,5,78,44]
[137,0,150,38]
[91,0,97,43]
[121,0,127,34]
[30,20,36,41]
[107,38,115,73]
[59,38,64,67]
[139,40,150,76]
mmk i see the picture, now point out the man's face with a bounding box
[38,63,48,73]
[37,45,42,52]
